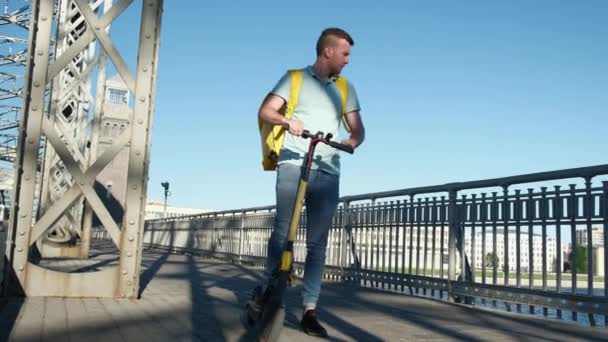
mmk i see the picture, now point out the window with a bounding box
[108,88,128,104]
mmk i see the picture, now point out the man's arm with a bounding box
[341,110,365,149]
[258,94,304,136]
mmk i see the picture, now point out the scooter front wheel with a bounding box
[254,274,288,342]
[256,303,285,342]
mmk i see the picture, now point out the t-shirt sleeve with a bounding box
[270,72,291,101]
[345,81,361,113]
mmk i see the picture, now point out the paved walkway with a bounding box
[1,245,608,341]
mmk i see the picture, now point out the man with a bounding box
[256,27,365,337]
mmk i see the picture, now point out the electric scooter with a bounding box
[243,130,354,341]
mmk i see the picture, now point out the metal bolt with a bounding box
[127,281,132,286]
[79,181,85,186]
[34,81,40,87]
[129,220,135,225]
[18,265,24,271]
[28,138,35,144]
[142,67,148,72]
[135,151,141,156]
[127,252,132,257]
[41,16,47,21]
[37,50,44,56]
[24,175,30,180]
[17,248,23,252]
[20,213,27,218]
[146,34,151,39]
[95,26,100,31]
[31,106,37,111]
[123,269,128,275]
[19,231,25,236]
[139,97,145,102]
[132,185,137,190]
[129,236,134,241]
[138,119,144,124]
[594,304,600,309]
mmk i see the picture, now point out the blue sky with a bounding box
[110,1,607,210]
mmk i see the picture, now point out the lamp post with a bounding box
[161,181,170,218]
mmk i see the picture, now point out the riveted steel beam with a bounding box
[3,0,162,298]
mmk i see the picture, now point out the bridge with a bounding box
[0,240,606,341]
[1,0,608,341]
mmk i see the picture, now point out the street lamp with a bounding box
[161,181,170,217]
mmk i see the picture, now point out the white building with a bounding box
[145,200,211,220]
[465,230,559,273]
[576,227,604,247]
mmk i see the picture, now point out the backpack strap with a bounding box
[285,70,303,120]
[335,76,351,133]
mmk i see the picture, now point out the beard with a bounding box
[328,65,343,78]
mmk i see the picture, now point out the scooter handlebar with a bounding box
[301,130,315,139]
[301,130,354,154]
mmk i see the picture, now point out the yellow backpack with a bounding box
[259,69,351,171]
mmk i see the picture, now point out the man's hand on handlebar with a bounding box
[340,138,359,150]
[283,118,304,136]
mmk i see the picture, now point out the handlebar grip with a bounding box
[328,141,355,154]
[301,130,313,139]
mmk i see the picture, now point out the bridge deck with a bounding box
[1,244,607,342]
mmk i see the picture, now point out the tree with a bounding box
[484,252,499,269]
[566,246,588,273]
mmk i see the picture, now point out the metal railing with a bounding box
[140,164,608,326]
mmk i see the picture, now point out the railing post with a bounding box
[212,213,217,257]
[603,181,608,329]
[447,189,458,301]
[339,201,350,281]
[238,211,244,264]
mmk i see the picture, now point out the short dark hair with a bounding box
[316,28,354,56]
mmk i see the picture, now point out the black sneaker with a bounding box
[300,309,328,338]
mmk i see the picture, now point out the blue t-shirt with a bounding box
[270,66,361,175]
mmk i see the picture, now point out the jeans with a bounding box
[264,163,339,309]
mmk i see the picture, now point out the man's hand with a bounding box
[283,118,304,136]
[342,111,365,150]
[340,138,359,150]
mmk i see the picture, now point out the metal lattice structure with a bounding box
[3,0,163,298]
[0,1,30,167]
[36,0,106,258]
